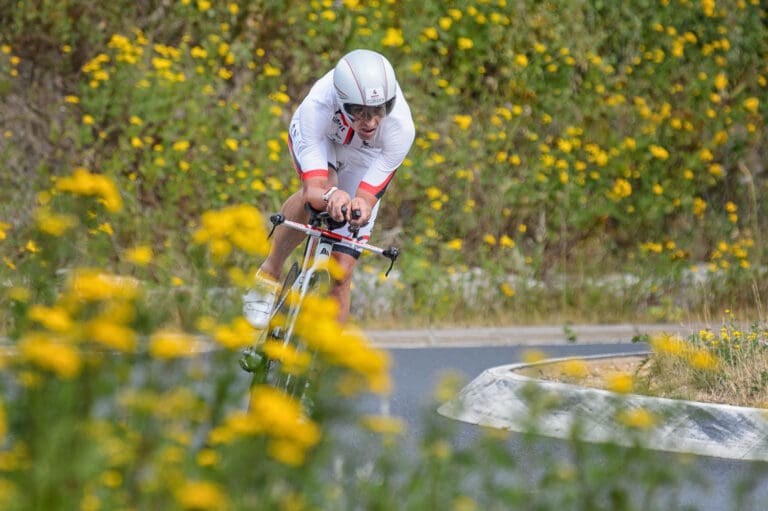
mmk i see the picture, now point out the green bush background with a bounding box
[1,0,766,325]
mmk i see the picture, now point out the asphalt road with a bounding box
[358,326,768,511]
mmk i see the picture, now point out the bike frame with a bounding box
[243,207,398,399]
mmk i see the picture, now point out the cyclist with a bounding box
[243,49,415,327]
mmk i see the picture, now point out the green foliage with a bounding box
[2,1,767,323]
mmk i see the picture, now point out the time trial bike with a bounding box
[239,204,399,404]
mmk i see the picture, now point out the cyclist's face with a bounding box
[345,104,386,140]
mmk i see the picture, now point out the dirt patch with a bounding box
[514,355,649,390]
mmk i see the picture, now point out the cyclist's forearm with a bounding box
[301,176,332,211]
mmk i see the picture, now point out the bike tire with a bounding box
[271,266,331,407]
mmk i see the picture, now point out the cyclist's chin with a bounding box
[357,127,378,140]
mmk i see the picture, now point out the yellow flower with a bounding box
[617,407,657,429]
[174,480,228,511]
[689,349,718,371]
[500,283,515,297]
[522,349,547,364]
[714,72,728,90]
[452,115,472,130]
[482,234,496,245]
[514,54,528,67]
[28,305,73,332]
[213,317,257,350]
[457,37,474,50]
[558,359,588,378]
[172,140,190,152]
[82,115,94,125]
[607,178,632,201]
[381,28,404,47]
[446,239,462,250]
[35,208,77,236]
[423,27,439,40]
[18,333,82,379]
[743,97,759,114]
[149,330,205,359]
[55,167,123,212]
[263,63,281,76]
[262,341,312,375]
[0,221,10,240]
[499,235,515,248]
[360,415,405,435]
[650,333,686,356]
[224,138,239,151]
[86,319,137,352]
[67,269,140,301]
[649,144,669,160]
[125,245,153,265]
[605,372,634,393]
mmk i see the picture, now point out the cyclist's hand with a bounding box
[348,197,372,228]
[325,188,351,222]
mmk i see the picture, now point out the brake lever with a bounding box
[382,247,399,277]
[268,213,285,238]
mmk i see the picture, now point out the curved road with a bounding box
[361,324,768,511]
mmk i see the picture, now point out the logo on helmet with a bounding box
[364,87,385,105]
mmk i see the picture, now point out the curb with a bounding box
[437,352,768,462]
[364,323,709,348]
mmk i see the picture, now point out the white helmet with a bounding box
[334,49,397,117]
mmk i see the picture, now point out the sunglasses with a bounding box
[344,103,388,121]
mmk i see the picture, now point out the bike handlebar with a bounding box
[268,212,399,276]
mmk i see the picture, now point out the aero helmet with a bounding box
[333,49,397,118]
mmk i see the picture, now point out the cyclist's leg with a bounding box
[328,251,358,323]
[259,136,338,280]
[259,190,310,281]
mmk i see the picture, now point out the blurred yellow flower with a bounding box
[500,283,515,297]
[262,341,312,375]
[499,235,514,248]
[649,144,669,160]
[125,245,153,266]
[423,27,438,40]
[457,37,474,50]
[743,97,759,114]
[174,480,228,511]
[55,167,123,212]
[28,305,73,332]
[446,239,462,250]
[210,318,252,352]
[360,415,405,436]
[558,359,588,378]
[382,28,404,47]
[617,407,657,429]
[605,372,634,393]
[35,208,77,236]
[18,333,82,379]
[452,115,472,130]
[522,349,547,364]
[86,319,137,352]
[149,330,204,359]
